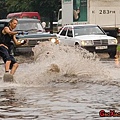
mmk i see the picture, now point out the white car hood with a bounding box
[75,35,115,40]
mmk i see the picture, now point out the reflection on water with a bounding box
[0,42,120,119]
[0,84,120,120]
[0,88,38,119]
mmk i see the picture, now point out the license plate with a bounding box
[95,46,107,50]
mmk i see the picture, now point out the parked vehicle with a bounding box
[57,0,120,38]
[7,12,40,20]
[57,24,117,58]
[45,22,58,33]
[0,18,58,55]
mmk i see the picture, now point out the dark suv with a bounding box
[0,18,58,55]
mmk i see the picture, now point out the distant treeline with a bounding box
[0,0,61,22]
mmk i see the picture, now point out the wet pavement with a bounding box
[0,42,120,120]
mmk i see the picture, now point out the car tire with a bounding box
[108,51,116,58]
[75,42,80,48]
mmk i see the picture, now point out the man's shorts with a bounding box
[0,46,17,69]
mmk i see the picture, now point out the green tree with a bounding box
[6,0,61,21]
[0,0,7,18]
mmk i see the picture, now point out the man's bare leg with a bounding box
[4,60,13,82]
[5,61,11,72]
[10,63,18,75]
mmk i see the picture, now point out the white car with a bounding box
[57,24,118,58]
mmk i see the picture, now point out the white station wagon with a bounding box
[57,24,118,58]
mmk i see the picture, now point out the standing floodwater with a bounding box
[0,42,120,120]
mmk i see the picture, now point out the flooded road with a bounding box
[0,42,120,120]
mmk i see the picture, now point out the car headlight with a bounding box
[18,39,25,43]
[50,38,59,44]
[108,39,118,45]
[18,39,28,45]
[81,40,93,46]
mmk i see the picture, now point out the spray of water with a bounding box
[9,41,113,87]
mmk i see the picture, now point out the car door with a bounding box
[58,27,68,45]
[66,27,75,46]
[58,26,75,46]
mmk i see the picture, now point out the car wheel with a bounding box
[108,51,116,58]
[75,42,80,49]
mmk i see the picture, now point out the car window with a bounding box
[0,22,9,29]
[32,16,38,19]
[74,26,105,36]
[60,27,68,36]
[12,16,20,18]
[22,16,29,18]
[15,21,43,31]
[67,27,73,37]
[0,23,5,27]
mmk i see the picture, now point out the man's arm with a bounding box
[3,26,18,35]
[12,35,22,46]
[12,35,27,46]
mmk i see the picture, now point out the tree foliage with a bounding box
[0,0,7,18]
[3,0,61,21]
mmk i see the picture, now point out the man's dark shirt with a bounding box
[0,27,13,50]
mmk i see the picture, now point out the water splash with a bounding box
[10,41,112,87]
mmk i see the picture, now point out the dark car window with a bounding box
[15,21,43,31]
[67,27,73,37]
[0,23,5,27]
[60,27,68,36]
[0,22,9,27]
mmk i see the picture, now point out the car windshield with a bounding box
[74,26,105,36]
[15,21,43,31]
